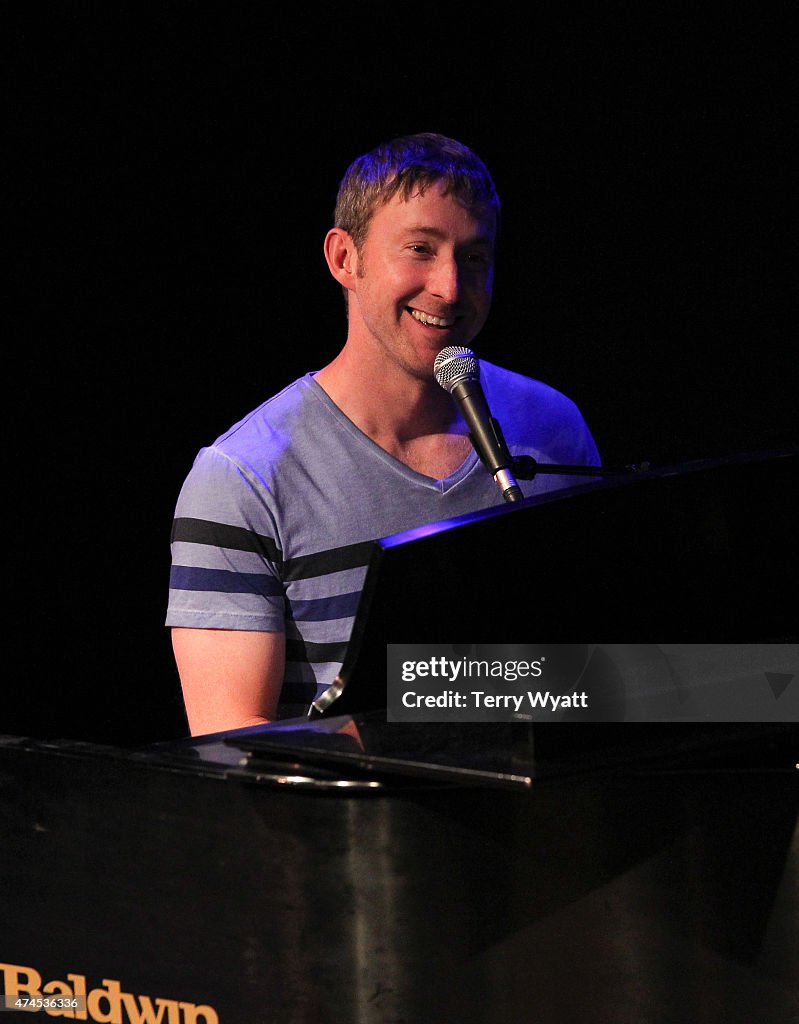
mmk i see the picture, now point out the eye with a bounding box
[408,243,433,256]
[462,251,492,270]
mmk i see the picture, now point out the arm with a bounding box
[171,627,286,736]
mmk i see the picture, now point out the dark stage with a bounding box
[5,7,797,1022]
[9,7,795,746]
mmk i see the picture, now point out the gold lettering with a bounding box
[86,979,123,1024]
[159,1000,182,1024]
[0,964,218,1024]
[42,978,76,1018]
[119,993,183,1024]
[179,1003,220,1024]
[0,961,43,999]
[67,974,89,1021]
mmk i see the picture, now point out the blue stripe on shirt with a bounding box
[288,591,363,622]
[169,565,283,598]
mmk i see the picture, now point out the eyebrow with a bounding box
[402,225,494,246]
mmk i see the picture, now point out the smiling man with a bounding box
[167,133,600,734]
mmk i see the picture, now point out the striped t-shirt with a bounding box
[166,365,600,716]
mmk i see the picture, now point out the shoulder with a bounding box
[478,359,600,464]
[480,360,584,420]
[211,374,318,453]
[177,372,352,505]
[175,375,316,499]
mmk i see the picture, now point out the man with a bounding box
[167,132,600,734]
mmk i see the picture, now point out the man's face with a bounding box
[348,181,495,379]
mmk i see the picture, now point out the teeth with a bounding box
[410,309,455,328]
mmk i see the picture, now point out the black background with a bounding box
[8,6,794,746]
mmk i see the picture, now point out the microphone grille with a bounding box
[434,346,479,393]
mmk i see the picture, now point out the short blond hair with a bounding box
[334,132,500,251]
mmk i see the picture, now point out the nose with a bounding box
[428,255,460,304]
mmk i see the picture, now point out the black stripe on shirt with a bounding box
[171,517,282,564]
[285,636,351,665]
[283,540,376,581]
[172,518,376,584]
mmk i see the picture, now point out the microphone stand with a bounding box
[434,347,648,504]
[511,456,649,481]
[495,454,648,504]
[478,414,647,504]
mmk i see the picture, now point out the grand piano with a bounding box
[1,449,797,1023]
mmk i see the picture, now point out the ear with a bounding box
[324,228,358,290]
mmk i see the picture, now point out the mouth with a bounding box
[407,307,459,330]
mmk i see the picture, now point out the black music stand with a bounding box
[312,448,797,719]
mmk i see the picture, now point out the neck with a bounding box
[314,347,472,477]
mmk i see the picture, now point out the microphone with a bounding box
[434,346,523,503]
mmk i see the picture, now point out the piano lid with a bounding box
[145,711,797,791]
[224,714,536,790]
